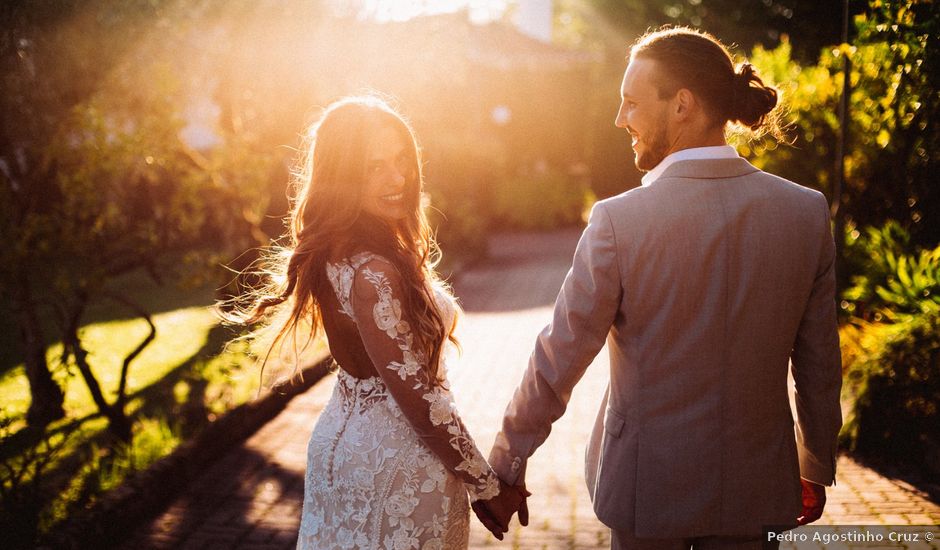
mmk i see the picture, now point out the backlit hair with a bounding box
[223,95,455,388]
[630,27,783,140]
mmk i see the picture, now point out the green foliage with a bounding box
[428,193,490,266]
[745,3,939,476]
[0,0,271,439]
[423,146,497,264]
[555,0,850,62]
[0,1,250,295]
[0,306,229,421]
[747,0,939,247]
[842,222,940,318]
[839,219,940,474]
[0,413,77,548]
[741,38,841,197]
[47,416,181,534]
[0,300,262,543]
[491,170,595,231]
[840,309,940,473]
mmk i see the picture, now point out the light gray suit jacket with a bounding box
[489,158,842,538]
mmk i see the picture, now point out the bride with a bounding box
[230,96,525,549]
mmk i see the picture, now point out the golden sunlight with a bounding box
[358,0,509,23]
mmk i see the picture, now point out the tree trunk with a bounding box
[62,296,132,442]
[12,284,64,427]
[67,338,132,442]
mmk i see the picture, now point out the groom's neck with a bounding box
[663,122,728,158]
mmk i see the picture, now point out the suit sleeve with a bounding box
[489,202,623,485]
[790,195,843,486]
[351,257,500,502]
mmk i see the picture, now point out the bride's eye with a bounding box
[395,155,412,176]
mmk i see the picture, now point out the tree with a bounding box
[747,0,939,249]
[0,0,165,426]
[556,0,861,61]
[847,0,939,246]
[0,0,270,438]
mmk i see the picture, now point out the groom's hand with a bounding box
[796,479,826,525]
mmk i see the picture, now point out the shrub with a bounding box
[842,221,940,320]
[839,221,940,474]
[0,414,77,548]
[840,310,940,474]
[491,170,595,231]
[428,189,490,268]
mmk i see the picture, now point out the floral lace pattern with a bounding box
[325,252,374,320]
[297,253,499,550]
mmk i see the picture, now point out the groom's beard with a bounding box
[634,111,671,172]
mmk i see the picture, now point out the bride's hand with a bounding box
[471,479,531,540]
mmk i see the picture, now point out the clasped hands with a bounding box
[471,478,530,540]
[472,477,824,538]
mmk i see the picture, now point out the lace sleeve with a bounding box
[350,257,500,502]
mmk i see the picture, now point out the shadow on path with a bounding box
[848,453,940,504]
[117,446,304,549]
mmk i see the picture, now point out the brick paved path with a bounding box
[122,230,940,549]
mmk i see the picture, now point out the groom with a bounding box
[476,27,842,549]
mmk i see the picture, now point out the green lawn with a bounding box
[0,306,227,424]
[0,272,302,542]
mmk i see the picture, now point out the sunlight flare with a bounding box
[357,0,508,23]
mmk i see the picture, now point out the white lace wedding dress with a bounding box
[296,252,500,550]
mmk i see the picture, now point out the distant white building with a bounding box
[180,94,221,151]
[513,0,552,43]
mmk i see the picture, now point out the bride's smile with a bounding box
[363,125,412,221]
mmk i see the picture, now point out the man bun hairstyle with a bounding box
[630,27,782,139]
[732,62,778,130]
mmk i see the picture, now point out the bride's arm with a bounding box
[351,256,500,503]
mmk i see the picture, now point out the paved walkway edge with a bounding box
[40,356,334,550]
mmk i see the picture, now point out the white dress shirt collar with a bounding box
[640,145,740,187]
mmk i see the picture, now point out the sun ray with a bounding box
[356,0,509,23]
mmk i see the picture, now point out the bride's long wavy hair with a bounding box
[224,95,455,386]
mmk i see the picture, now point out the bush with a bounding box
[745,1,939,248]
[839,221,940,474]
[840,310,940,474]
[424,147,496,266]
[842,221,940,320]
[429,199,490,271]
[0,414,77,549]
[0,305,262,545]
[491,170,595,231]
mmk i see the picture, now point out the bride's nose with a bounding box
[385,165,406,188]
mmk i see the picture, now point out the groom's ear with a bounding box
[673,88,694,121]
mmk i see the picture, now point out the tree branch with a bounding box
[102,291,156,411]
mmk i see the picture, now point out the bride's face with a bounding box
[362,125,413,221]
